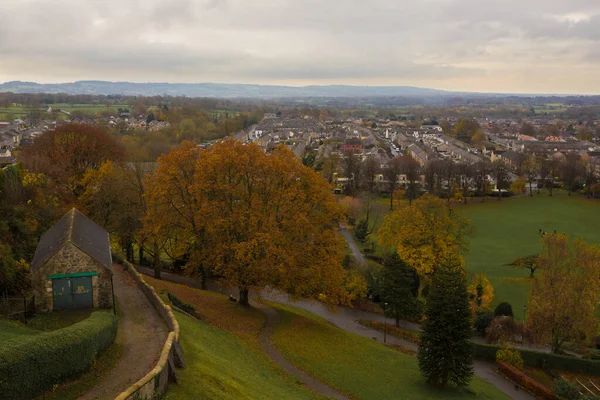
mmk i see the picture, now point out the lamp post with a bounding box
[384,302,388,343]
[523,305,527,323]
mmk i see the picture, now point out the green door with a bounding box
[71,276,93,308]
[52,278,73,310]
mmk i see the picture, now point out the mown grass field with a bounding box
[144,276,322,400]
[270,303,509,400]
[353,191,600,318]
[0,103,129,120]
[461,191,600,315]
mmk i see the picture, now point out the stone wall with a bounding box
[115,260,183,400]
[30,242,113,311]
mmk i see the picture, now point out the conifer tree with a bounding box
[418,256,474,387]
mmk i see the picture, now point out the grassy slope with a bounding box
[0,320,40,342]
[270,303,509,400]
[164,313,320,400]
[461,191,600,314]
[143,277,322,400]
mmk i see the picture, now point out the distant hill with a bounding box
[0,80,450,98]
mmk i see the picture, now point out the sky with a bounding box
[1,0,600,94]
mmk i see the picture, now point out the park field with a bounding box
[460,191,600,316]
[0,103,129,120]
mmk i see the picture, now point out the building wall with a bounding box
[30,242,113,311]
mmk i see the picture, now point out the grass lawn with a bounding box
[143,277,323,400]
[460,191,600,315]
[270,303,509,400]
[0,320,40,342]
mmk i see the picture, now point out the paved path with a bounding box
[80,265,167,400]
[135,265,533,400]
[254,302,350,400]
[340,228,366,266]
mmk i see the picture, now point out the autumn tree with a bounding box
[524,154,539,197]
[453,119,481,142]
[581,154,598,199]
[468,273,494,309]
[508,255,539,278]
[418,256,474,388]
[527,234,600,353]
[20,123,124,203]
[492,159,509,200]
[474,160,492,202]
[79,161,144,262]
[457,162,474,204]
[361,155,379,193]
[145,140,362,306]
[378,194,472,279]
[510,176,527,195]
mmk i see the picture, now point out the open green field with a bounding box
[271,303,509,400]
[0,103,129,121]
[461,191,600,315]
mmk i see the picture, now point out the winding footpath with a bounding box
[135,265,533,400]
[80,264,167,400]
[253,302,350,400]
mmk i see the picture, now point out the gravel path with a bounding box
[79,264,167,400]
[340,228,366,266]
[254,302,350,400]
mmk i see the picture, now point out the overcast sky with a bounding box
[1,0,600,94]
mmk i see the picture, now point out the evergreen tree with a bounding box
[418,257,474,387]
[381,253,421,326]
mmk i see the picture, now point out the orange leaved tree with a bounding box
[145,140,360,306]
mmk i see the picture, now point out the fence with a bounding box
[0,295,35,322]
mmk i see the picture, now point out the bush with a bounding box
[354,218,369,242]
[0,311,117,400]
[168,292,196,315]
[358,320,420,343]
[496,346,523,370]
[553,378,584,400]
[496,360,558,400]
[494,302,514,318]
[485,316,522,344]
[474,312,494,336]
[472,342,600,376]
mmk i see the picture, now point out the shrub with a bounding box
[472,342,600,376]
[496,360,558,400]
[553,378,584,400]
[354,218,369,242]
[0,311,117,400]
[358,320,420,343]
[474,312,494,336]
[496,346,523,370]
[167,292,196,315]
[494,302,514,318]
[485,316,522,344]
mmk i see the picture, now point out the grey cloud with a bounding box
[1,0,600,93]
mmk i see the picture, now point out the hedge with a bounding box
[0,311,118,400]
[496,360,558,400]
[472,342,600,376]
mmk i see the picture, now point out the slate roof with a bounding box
[31,208,112,272]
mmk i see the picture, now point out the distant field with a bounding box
[461,191,600,315]
[0,103,129,121]
[533,103,567,114]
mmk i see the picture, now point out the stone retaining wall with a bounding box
[114,261,183,400]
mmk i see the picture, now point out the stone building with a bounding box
[30,208,114,312]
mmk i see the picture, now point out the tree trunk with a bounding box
[199,267,207,290]
[139,246,144,265]
[529,182,533,197]
[239,288,250,306]
[153,241,161,279]
[390,190,393,210]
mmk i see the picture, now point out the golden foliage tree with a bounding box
[468,273,494,309]
[377,194,472,277]
[145,140,362,306]
[527,234,600,353]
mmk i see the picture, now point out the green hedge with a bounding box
[472,342,600,376]
[0,311,118,399]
